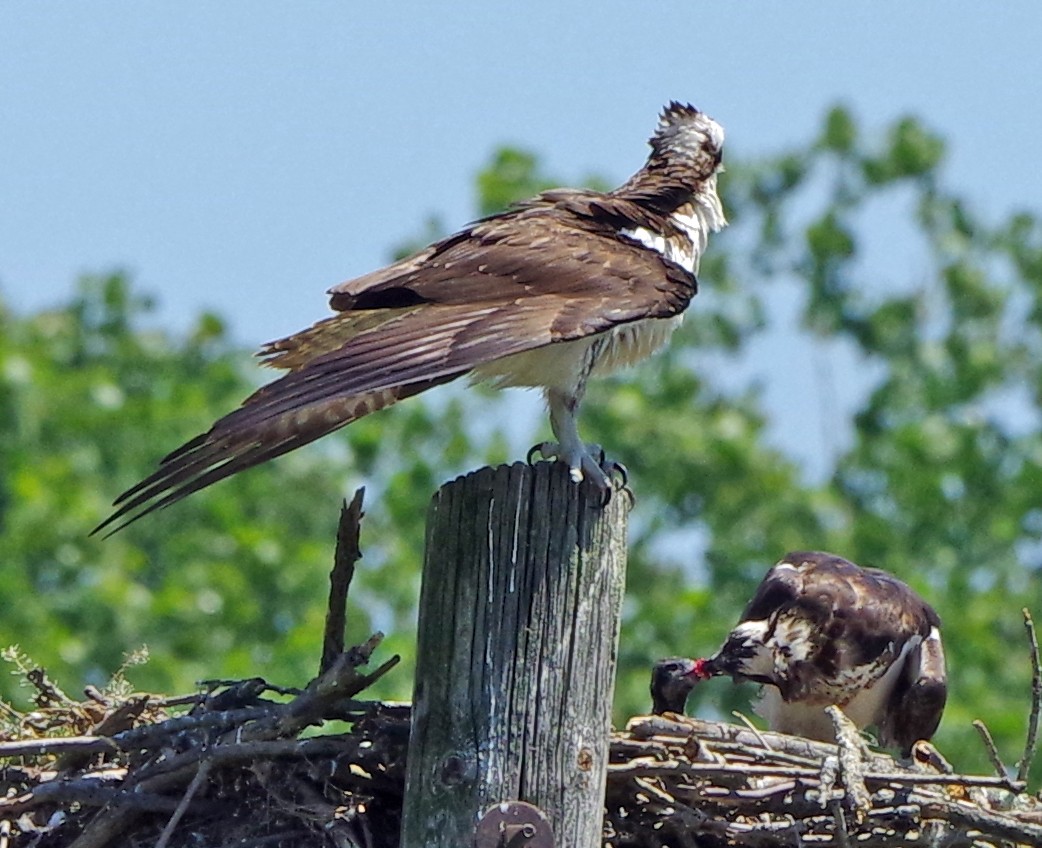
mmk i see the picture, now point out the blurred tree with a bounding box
[0,274,495,699]
[1,106,1040,785]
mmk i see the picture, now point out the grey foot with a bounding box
[526,442,629,505]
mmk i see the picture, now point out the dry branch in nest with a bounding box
[607,714,1042,848]
[2,494,1041,847]
[4,680,1042,847]
[0,633,404,848]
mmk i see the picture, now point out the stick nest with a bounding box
[1,658,1041,848]
[4,492,1041,846]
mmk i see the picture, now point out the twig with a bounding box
[194,679,302,711]
[273,647,399,739]
[2,651,399,779]
[1017,607,1041,784]
[826,706,870,822]
[920,799,1042,845]
[816,755,838,809]
[731,710,774,751]
[26,668,73,707]
[627,715,897,770]
[608,757,822,781]
[611,756,1027,791]
[112,705,274,749]
[0,735,116,760]
[828,798,851,848]
[154,759,212,848]
[972,718,1014,788]
[68,805,143,848]
[233,832,316,848]
[98,737,361,793]
[0,765,236,817]
[321,489,366,675]
[860,772,1025,789]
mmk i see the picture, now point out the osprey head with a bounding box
[650,656,713,714]
[702,618,773,682]
[648,101,725,181]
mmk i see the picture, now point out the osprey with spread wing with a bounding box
[95,102,726,534]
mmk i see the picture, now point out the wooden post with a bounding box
[401,461,630,847]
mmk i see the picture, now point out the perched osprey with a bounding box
[94,102,726,533]
[660,552,947,756]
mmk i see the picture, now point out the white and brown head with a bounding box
[647,101,725,180]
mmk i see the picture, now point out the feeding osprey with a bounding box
[94,102,726,534]
[653,552,947,756]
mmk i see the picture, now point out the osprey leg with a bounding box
[525,387,620,499]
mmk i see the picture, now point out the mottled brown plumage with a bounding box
[699,551,947,756]
[95,102,726,533]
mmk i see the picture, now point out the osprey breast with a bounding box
[471,314,683,392]
[590,315,684,375]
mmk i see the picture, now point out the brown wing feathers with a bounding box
[94,306,504,534]
[99,380,445,534]
[94,212,696,534]
[738,553,938,689]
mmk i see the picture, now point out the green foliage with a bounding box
[820,105,857,154]
[2,104,1041,787]
[1,275,337,693]
[476,148,554,218]
[0,275,497,701]
[475,146,611,218]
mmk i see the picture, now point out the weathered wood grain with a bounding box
[401,461,630,847]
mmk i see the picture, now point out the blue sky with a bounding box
[3,2,1041,474]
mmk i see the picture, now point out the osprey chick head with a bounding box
[650,656,712,715]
